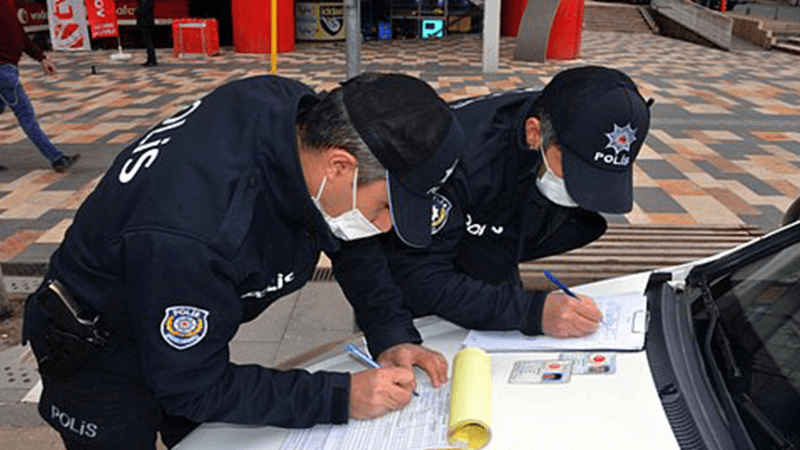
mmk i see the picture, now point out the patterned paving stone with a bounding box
[1,31,799,269]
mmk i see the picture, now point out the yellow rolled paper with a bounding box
[448,347,492,449]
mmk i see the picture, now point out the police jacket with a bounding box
[44,76,421,428]
[384,90,607,335]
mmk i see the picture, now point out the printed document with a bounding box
[280,381,462,450]
[462,293,647,351]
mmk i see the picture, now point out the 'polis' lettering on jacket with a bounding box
[118,100,202,183]
[51,405,98,438]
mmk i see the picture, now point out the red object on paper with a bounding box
[86,0,119,38]
[172,18,220,57]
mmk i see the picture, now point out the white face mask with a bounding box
[535,144,579,208]
[313,168,384,241]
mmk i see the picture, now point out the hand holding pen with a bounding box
[346,344,420,420]
[541,271,603,338]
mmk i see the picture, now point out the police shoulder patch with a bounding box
[161,305,209,350]
[431,193,452,235]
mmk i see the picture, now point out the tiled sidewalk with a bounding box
[0,30,799,443]
[2,33,800,273]
[2,33,800,271]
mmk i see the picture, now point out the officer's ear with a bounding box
[524,117,542,150]
[324,147,358,180]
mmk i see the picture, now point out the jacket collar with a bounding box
[251,78,340,253]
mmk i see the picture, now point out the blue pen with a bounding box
[345,344,419,396]
[544,270,579,299]
[544,271,605,325]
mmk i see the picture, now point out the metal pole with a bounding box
[271,0,278,73]
[482,0,500,72]
[345,0,361,79]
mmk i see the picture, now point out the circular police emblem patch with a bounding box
[161,305,209,350]
[431,193,452,235]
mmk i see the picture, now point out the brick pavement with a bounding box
[0,30,799,446]
[2,32,800,273]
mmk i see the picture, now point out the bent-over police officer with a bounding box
[384,66,652,339]
[23,73,462,449]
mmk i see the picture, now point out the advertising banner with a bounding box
[15,0,48,30]
[296,2,345,41]
[46,0,90,50]
[86,0,119,38]
[113,0,190,22]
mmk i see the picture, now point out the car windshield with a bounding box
[696,239,800,448]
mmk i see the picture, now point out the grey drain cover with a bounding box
[2,363,38,389]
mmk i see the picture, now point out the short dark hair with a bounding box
[529,100,559,152]
[297,86,385,186]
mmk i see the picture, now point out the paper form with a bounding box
[280,381,462,450]
[462,293,647,351]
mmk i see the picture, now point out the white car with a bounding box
[177,217,800,450]
[642,216,800,449]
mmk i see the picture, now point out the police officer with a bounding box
[23,73,461,449]
[384,66,652,338]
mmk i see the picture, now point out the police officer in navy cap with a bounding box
[384,66,652,339]
[22,72,462,449]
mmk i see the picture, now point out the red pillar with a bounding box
[500,0,527,37]
[546,0,584,60]
[231,0,295,53]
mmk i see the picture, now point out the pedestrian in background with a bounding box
[137,0,158,67]
[0,0,80,172]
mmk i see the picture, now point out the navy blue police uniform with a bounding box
[384,66,651,337]
[383,90,608,334]
[23,76,423,448]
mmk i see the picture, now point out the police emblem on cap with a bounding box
[161,306,209,350]
[598,123,637,167]
[431,193,452,235]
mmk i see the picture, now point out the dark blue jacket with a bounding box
[44,76,421,428]
[384,90,607,335]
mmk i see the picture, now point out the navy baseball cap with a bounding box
[542,66,652,214]
[342,73,463,248]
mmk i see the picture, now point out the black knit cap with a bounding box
[542,66,651,214]
[342,73,463,248]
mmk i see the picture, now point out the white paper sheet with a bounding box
[462,293,647,351]
[280,381,461,450]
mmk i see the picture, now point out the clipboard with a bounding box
[462,293,648,352]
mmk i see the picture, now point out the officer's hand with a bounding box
[40,58,56,75]
[541,292,603,338]
[349,367,415,419]
[377,343,448,389]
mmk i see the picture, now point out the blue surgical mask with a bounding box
[535,144,579,208]
[314,168,383,241]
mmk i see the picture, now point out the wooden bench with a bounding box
[519,224,765,290]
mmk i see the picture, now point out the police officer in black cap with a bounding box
[22,73,461,449]
[384,66,652,339]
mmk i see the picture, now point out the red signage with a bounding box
[114,0,190,21]
[14,0,48,27]
[86,0,118,38]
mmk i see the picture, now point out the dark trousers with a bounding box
[24,289,198,449]
[59,414,199,450]
[139,25,157,63]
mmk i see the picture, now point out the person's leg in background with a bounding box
[140,26,158,67]
[0,88,6,171]
[137,0,158,67]
[0,64,79,172]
